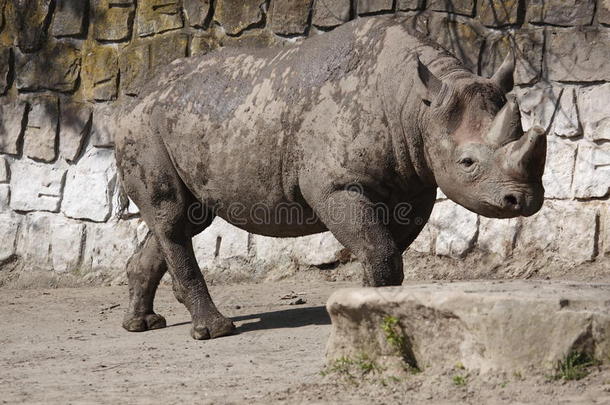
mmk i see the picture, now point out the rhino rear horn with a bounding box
[492,50,515,94]
[415,54,444,105]
[487,97,522,146]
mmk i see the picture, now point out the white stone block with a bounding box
[578,84,610,142]
[478,217,519,258]
[408,223,434,254]
[516,85,561,132]
[253,231,344,267]
[572,141,610,199]
[193,218,250,267]
[10,159,66,212]
[62,148,116,222]
[83,220,139,275]
[0,101,27,155]
[0,156,8,182]
[50,217,85,273]
[23,96,59,163]
[0,184,9,210]
[17,213,52,270]
[516,200,598,264]
[0,213,21,262]
[542,137,576,199]
[428,201,478,258]
[551,87,581,138]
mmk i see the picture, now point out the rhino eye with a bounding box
[459,158,475,167]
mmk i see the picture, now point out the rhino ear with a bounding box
[492,51,515,94]
[415,54,443,104]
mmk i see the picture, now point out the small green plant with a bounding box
[381,315,421,373]
[454,362,465,370]
[453,374,467,386]
[500,381,508,388]
[382,316,406,353]
[321,353,383,379]
[552,352,598,381]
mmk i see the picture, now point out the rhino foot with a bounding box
[190,316,235,340]
[122,313,167,332]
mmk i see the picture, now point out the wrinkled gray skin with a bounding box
[115,16,546,340]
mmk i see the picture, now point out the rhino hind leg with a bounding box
[116,130,234,340]
[123,232,168,332]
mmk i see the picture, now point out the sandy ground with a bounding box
[2,280,610,404]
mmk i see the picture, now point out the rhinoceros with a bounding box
[115,15,546,340]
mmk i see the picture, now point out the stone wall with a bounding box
[0,0,608,285]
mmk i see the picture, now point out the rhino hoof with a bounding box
[190,318,235,340]
[123,313,167,332]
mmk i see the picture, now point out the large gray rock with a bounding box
[269,0,313,35]
[312,0,351,27]
[62,148,116,222]
[214,0,265,35]
[51,0,87,37]
[408,223,433,254]
[428,201,478,258]
[59,101,93,162]
[528,0,595,26]
[22,96,59,163]
[15,41,81,92]
[577,84,610,142]
[326,281,610,374]
[137,0,184,37]
[9,159,66,212]
[477,217,518,258]
[0,101,28,155]
[0,213,21,263]
[93,0,135,42]
[546,28,610,82]
[572,142,610,199]
[516,201,598,263]
[542,137,576,200]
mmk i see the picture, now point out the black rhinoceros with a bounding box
[115,16,546,340]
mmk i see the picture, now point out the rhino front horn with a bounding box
[502,126,547,181]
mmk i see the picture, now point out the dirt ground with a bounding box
[2,279,610,404]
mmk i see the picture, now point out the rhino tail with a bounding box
[114,173,130,220]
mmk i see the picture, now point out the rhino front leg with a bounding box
[309,188,403,287]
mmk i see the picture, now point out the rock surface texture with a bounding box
[0,0,608,282]
[326,281,610,374]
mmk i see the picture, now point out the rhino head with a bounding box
[415,53,546,218]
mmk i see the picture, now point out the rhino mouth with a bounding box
[485,184,544,218]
